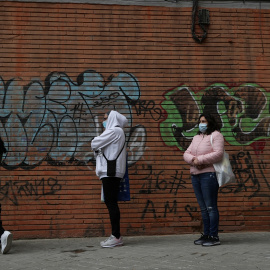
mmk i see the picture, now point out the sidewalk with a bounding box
[1,232,269,270]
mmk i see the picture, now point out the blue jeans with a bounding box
[192,172,219,237]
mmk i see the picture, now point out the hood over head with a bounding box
[105,110,128,130]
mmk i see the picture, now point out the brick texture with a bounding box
[0,1,269,239]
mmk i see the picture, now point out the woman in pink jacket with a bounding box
[183,114,224,247]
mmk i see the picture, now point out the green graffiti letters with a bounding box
[160,83,270,151]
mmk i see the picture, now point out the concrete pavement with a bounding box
[0,232,269,270]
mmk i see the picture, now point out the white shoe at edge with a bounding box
[1,231,13,254]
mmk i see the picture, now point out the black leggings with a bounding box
[101,177,121,239]
[0,204,4,235]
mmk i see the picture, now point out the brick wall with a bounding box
[0,1,269,239]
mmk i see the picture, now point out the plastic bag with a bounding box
[101,156,130,202]
[211,134,235,187]
[118,163,130,201]
[213,151,235,187]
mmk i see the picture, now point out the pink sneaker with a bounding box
[100,235,123,248]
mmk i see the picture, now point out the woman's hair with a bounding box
[105,110,112,118]
[198,113,220,135]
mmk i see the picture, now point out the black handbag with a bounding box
[103,142,125,177]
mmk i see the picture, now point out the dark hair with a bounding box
[105,110,111,117]
[198,113,220,135]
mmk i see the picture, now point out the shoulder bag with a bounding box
[103,141,125,177]
[210,134,235,187]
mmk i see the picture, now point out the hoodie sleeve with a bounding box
[91,129,117,151]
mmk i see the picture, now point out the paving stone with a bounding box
[0,232,269,270]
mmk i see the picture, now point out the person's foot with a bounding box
[194,234,209,245]
[100,235,123,248]
[1,231,13,254]
[202,236,220,247]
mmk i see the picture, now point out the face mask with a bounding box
[199,123,207,133]
[103,121,107,128]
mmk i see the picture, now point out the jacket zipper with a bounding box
[195,134,205,156]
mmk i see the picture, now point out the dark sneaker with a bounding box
[194,234,209,245]
[202,236,220,247]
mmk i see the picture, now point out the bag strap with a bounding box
[102,126,126,161]
[211,133,225,154]
[103,140,126,162]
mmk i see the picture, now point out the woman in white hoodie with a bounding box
[91,110,128,248]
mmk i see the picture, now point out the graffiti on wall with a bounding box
[1,72,270,208]
[0,177,62,205]
[134,83,270,223]
[139,150,270,221]
[136,83,270,221]
[159,83,270,199]
[160,83,270,151]
[0,70,148,170]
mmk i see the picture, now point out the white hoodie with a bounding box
[91,110,128,179]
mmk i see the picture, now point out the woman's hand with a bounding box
[192,157,209,170]
[192,157,199,166]
[196,164,207,170]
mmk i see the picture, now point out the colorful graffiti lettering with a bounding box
[160,83,270,151]
[0,70,147,169]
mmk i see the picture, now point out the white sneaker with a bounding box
[1,231,13,254]
[100,235,123,248]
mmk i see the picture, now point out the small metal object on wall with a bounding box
[191,0,210,43]
[198,9,210,25]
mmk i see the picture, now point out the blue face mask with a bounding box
[199,123,208,133]
[103,121,107,128]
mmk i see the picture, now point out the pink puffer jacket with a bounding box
[183,131,224,175]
